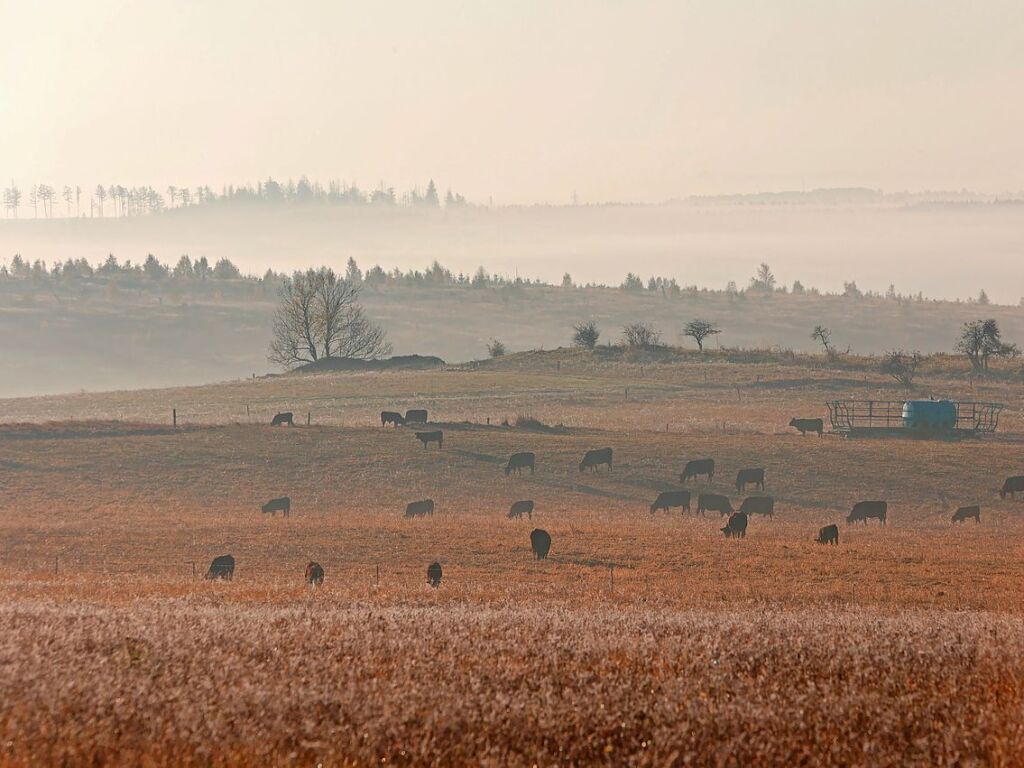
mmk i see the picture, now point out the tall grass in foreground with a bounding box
[0,602,1021,766]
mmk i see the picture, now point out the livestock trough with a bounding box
[826,400,1004,439]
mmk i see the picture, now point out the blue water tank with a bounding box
[902,400,957,430]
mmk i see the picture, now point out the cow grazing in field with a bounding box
[790,418,823,437]
[999,476,1024,500]
[427,562,443,588]
[816,524,839,545]
[508,500,534,519]
[205,554,235,581]
[270,412,294,427]
[405,499,435,518]
[505,452,536,476]
[847,501,887,525]
[649,490,691,514]
[381,411,405,427]
[415,430,444,450]
[952,505,980,524]
[405,409,428,424]
[530,528,552,560]
[261,497,291,517]
[680,459,714,484]
[579,447,613,473]
[736,468,765,492]
[740,496,774,518]
[305,561,324,585]
[721,512,748,538]
[698,493,733,517]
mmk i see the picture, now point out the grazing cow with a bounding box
[736,468,765,492]
[261,496,291,517]
[698,493,733,517]
[999,476,1024,500]
[305,561,325,585]
[649,490,691,514]
[740,496,774,518]
[952,505,980,524]
[505,452,536,476]
[789,418,824,437]
[508,500,534,519]
[415,430,444,450]
[381,411,405,428]
[405,499,435,518]
[721,512,748,538]
[680,459,714,484]
[405,409,429,424]
[205,554,235,581]
[816,524,839,545]
[427,562,442,588]
[847,501,887,525]
[579,447,613,473]
[530,528,552,560]
[270,412,294,427]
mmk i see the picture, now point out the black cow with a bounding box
[415,431,443,449]
[721,512,748,538]
[790,418,823,437]
[736,468,765,492]
[847,501,887,525]
[530,528,552,560]
[205,554,235,580]
[261,496,291,517]
[508,500,534,519]
[999,476,1024,500]
[816,524,839,545]
[381,411,405,427]
[427,562,443,588]
[305,561,325,585]
[740,496,774,518]
[270,412,294,427]
[505,452,536,476]
[405,409,429,424]
[952,505,980,524]
[579,447,613,473]
[405,499,435,518]
[680,459,714,483]
[698,493,733,517]
[649,490,691,514]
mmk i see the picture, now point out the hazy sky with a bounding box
[2,1,1022,203]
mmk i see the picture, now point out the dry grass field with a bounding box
[1,355,1023,765]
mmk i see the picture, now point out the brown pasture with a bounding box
[1,360,1023,765]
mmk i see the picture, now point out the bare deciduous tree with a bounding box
[269,267,391,368]
[683,319,721,351]
[880,349,922,388]
[622,322,661,348]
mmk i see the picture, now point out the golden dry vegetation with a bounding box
[1,355,1023,765]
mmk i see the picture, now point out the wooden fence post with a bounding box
[54,556,58,575]
[307,412,311,426]
[375,564,380,587]
[609,565,614,591]
[173,408,177,427]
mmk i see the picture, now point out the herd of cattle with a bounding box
[210,410,1024,585]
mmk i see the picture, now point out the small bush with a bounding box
[487,339,506,358]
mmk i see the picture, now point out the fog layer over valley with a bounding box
[2,202,1023,398]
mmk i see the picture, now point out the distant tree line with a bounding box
[1,177,470,219]
[0,254,1015,309]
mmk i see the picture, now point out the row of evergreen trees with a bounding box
[0,254,1002,306]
